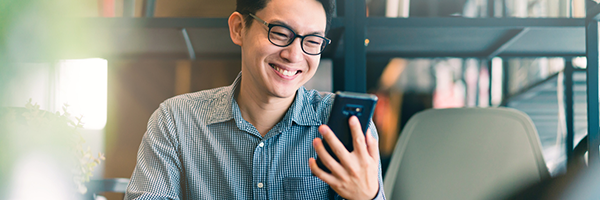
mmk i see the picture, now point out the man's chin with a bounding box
[270,88,299,99]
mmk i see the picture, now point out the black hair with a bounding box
[236,0,335,33]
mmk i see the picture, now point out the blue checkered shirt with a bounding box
[125,74,385,199]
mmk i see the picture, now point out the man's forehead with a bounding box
[258,0,327,34]
[269,19,325,35]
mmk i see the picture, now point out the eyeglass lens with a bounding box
[268,25,326,55]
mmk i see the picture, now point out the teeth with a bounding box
[271,64,298,76]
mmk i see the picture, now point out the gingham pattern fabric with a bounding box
[125,73,385,200]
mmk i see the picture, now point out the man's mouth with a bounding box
[270,63,300,76]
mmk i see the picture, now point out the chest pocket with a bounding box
[283,176,330,199]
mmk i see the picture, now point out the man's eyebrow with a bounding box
[270,20,325,36]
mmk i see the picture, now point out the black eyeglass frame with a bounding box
[249,13,331,56]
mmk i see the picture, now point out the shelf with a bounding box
[81,18,238,60]
[75,17,584,60]
[365,18,585,58]
[76,17,345,60]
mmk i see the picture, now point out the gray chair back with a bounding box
[384,108,549,200]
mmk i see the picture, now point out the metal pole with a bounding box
[333,57,345,92]
[565,59,575,168]
[336,0,367,92]
[462,59,468,106]
[502,59,509,105]
[331,0,344,92]
[488,59,493,106]
[354,0,367,93]
[474,59,481,106]
[586,16,600,166]
[145,0,156,17]
[487,0,494,17]
[182,28,196,60]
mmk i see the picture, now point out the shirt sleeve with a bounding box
[369,120,387,200]
[333,120,387,200]
[124,103,183,200]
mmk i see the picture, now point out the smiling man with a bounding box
[124,0,385,199]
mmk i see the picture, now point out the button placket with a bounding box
[252,139,268,199]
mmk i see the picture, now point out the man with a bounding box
[125,0,385,199]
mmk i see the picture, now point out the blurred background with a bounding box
[0,0,594,199]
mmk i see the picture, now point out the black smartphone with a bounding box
[316,91,378,173]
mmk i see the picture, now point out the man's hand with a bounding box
[309,116,380,200]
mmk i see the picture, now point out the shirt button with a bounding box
[257,182,264,188]
[258,142,264,147]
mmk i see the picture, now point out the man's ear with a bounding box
[228,12,244,46]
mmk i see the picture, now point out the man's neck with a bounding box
[236,84,295,137]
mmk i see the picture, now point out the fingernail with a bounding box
[319,126,328,135]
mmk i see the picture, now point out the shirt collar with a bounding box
[205,72,321,127]
[205,73,240,125]
[289,87,322,126]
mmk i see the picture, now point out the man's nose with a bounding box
[280,38,304,63]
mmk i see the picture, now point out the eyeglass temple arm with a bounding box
[249,13,269,26]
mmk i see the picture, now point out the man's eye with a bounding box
[305,39,322,46]
[274,32,287,37]
[271,31,290,40]
[308,40,321,45]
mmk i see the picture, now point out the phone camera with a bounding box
[343,105,363,116]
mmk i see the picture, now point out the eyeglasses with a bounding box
[249,13,331,55]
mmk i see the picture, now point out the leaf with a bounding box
[14,100,105,189]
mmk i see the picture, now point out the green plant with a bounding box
[1,99,105,194]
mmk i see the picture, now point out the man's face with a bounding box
[239,0,327,99]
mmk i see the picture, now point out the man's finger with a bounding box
[366,129,380,161]
[349,116,368,156]
[318,125,351,160]
[308,158,339,186]
[313,137,345,175]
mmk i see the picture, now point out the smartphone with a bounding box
[316,91,378,174]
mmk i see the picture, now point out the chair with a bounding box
[383,107,550,200]
[84,178,130,200]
